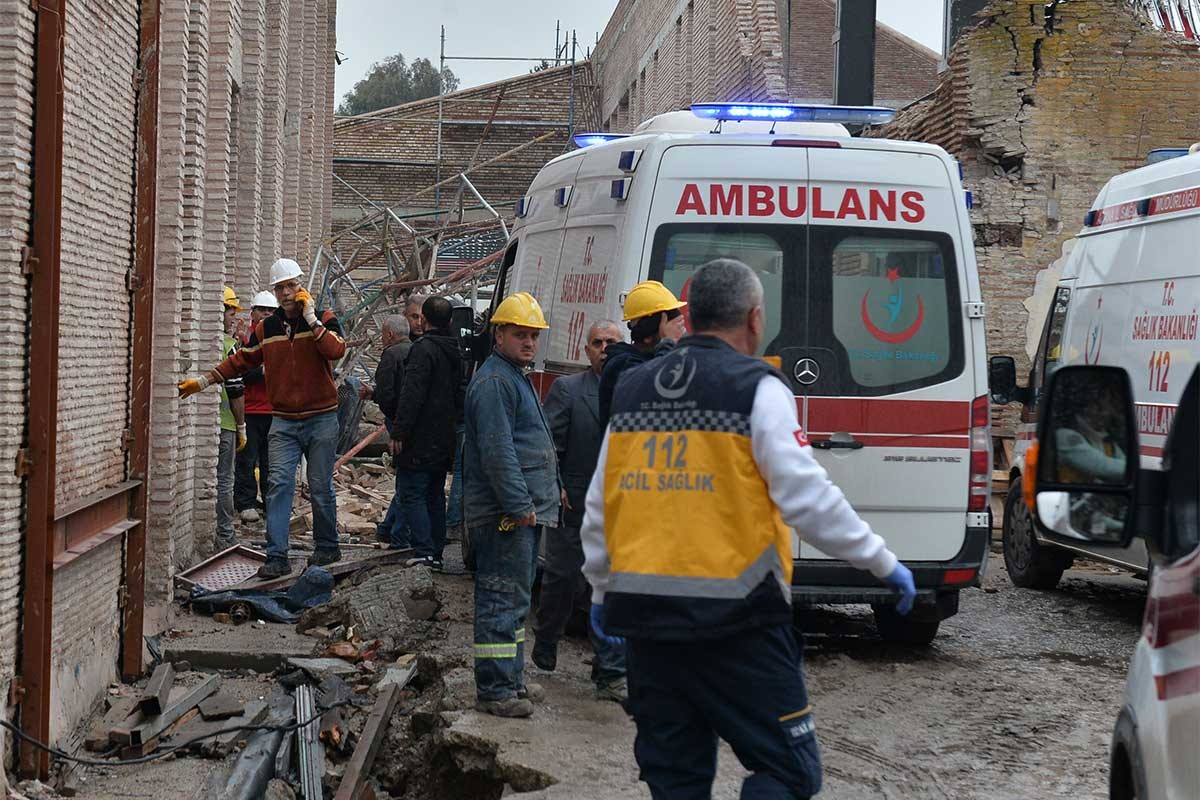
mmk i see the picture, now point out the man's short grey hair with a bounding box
[687,259,763,332]
[406,294,428,311]
[588,319,622,338]
[382,315,409,338]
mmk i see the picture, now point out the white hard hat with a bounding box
[251,290,278,309]
[269,258,303,287]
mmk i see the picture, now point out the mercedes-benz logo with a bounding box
[793,358,820,385]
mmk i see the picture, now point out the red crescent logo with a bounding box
[860,291,925,344]
[1084,325,1103,365]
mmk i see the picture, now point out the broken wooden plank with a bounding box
[138,662,176,716]
[332,681,405,800]
[199,691,245,721]
[169,699,268,758]
[85,695,139,751]
[110,675,220,746]
[238,548,409,592]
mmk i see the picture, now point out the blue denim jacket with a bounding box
[463,352,561,528]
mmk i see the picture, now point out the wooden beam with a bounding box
[333,667,413,800]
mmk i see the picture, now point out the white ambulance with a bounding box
[493,103,991,644]
[992,149,1200,589]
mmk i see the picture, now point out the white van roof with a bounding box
[1089,150,1200,211]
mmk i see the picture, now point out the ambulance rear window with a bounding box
[649,223,964,396]
[817,230,962,392]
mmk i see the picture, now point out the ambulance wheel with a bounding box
[461,527,476,572]
[1003,477,1072,589]
[871,604,940,646]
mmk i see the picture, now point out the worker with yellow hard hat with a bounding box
[461,292,559,718]
[210,287,247,548]
[597,279,688,426]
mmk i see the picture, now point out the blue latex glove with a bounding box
[885,563,917,615]
[590,603,625,647]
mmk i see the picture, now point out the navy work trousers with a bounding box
[626,624,821,799]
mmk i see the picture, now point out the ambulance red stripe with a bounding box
[1088,184,1200,228]
[805,398,971,436]
[1155,666,1200,701]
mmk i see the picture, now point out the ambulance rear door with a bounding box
[798,146,976,563]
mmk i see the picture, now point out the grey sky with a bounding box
[334,1,945,106]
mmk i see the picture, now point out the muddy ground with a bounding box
[72,548,1144,799]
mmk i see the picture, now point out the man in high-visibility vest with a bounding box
[582,259,916,799]
[463,292,560,718]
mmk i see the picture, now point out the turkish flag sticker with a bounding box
[794,429,810,448]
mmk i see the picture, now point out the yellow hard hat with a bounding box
[622,280,686,321]
[491,292,549,329]
[223,285,243,311]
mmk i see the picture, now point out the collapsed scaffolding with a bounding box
[313,26,601,453]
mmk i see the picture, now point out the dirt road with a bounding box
[416,550,1144,799]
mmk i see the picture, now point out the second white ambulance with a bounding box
[992,149,1200,589]
[492,103,990,644]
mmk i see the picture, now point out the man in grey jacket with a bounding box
[532,319,627,702]
[463,292,559,718]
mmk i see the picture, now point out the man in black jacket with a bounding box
[597,280,687,428]
[390,296,463,568]
[366,315,412,547]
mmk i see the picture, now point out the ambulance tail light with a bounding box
[691,102,897,125]
[771,139,841,148]
[942,568,977,586]
[572,133,628,149]
[968,395,991,512]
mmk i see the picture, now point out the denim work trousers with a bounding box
[472,523,540,701]
[626,625,821,800]
[395,470,446,560]
[266,412,339,560]
[535,525,626,688]
[377,486,412,549]
[446,423,465,528]
[234,414,272,511]
[216,429,237,547]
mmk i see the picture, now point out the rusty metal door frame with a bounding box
[18,0,158,778]
[19,0,67,778]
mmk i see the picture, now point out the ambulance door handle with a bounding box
[811,439,864,450]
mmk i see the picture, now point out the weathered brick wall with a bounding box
[592,0,938,130]
[870,0,1200,434]
[56,0,139,507]
[333,64,596,219]
[0,0,36,743]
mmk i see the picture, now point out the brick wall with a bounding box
[785,0,939,106]
[591,0,938,130]
[0,0,341,747]
[869,0,1200,434]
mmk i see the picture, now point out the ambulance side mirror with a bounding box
[988,356,1019,405]
[1032,366,1138,547]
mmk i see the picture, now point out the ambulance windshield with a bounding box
[650,223,964,396]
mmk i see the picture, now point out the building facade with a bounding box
[0,0,336,763]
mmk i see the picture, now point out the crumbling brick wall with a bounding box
[869,0,1200,434]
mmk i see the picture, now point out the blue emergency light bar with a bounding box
[690,103,896,125]
[573,133,629,148]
